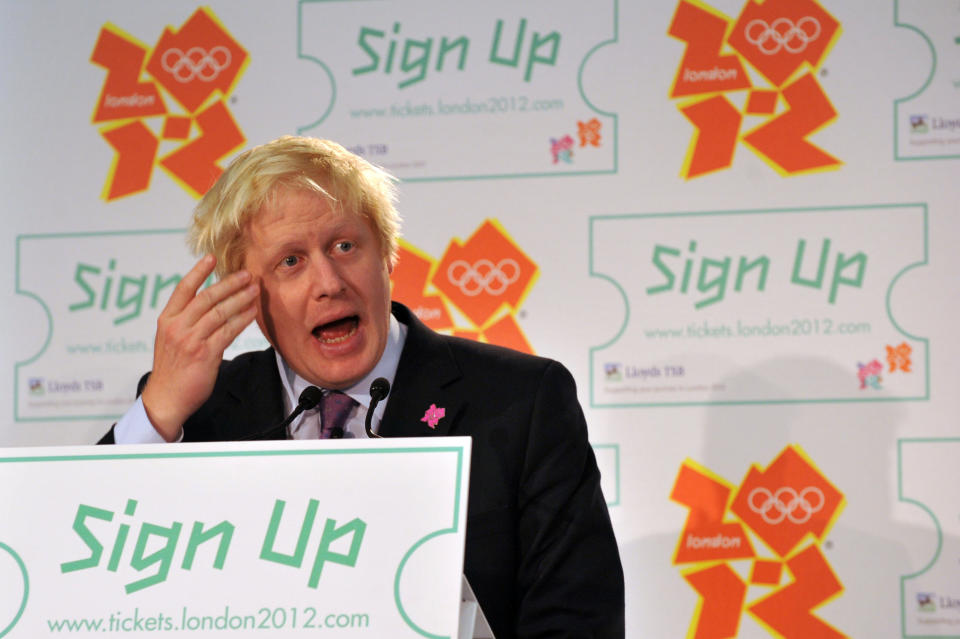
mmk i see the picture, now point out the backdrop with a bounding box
[2,1,958,637]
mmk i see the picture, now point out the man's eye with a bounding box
[280,255,299,267]
[335,241,355,253]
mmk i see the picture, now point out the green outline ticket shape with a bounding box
[589,204,929,407]
[0,542,28,638]
[296,0,618,180]
[898,438,960,638]
[14,231,268,422]
[893,0,960,161]
[0,440,471,638]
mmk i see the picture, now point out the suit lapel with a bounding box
[213,348,286,441]
[380,303,464,438]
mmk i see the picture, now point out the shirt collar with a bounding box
[275,312,407,421]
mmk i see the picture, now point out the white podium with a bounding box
[0,438,494,638]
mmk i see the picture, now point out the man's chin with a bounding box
[303,357,375,391]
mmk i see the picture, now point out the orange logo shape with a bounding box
[728,0,839,88]
[671,446,846,638]
[90,8,248,201]
[731,446,843,557]
[668,0,841,178]
[680,94,742,178]
[669,1,751,98]
[91,27,167,123]
[741,72,839,174]
[158,100,244,197]
[748,545,845,639]
[390,245,455,331]
[390,220,538,354]
[433,221,538,329]
[683,563,748,639]
[145,9,247,112]
[671,463,756,564]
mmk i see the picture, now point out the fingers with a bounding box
[179,268,253,328]
[163,255,255,328]
[154,254,260,361]
[206,301,260,353]
[164,255,217,316]
[193,282,260,347]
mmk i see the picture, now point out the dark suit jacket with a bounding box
[101,302,624,638]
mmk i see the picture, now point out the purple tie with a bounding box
[319,391,357,439]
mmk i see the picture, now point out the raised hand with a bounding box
[140,255,259,441]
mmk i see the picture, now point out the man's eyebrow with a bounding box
[260,215,362,250]
[325,217,360,235]
[263,237,306,259]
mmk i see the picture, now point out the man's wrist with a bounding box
[113,397,183,444]
[141,385,187,442]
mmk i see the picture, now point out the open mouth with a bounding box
[312,316,359,344]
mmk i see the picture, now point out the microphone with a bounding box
[240,385,323,441]
[365,377,390,438]
[295,386,324,413]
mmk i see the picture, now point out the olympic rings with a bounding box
[161,46,232,83]
[744,17,821,55]
[747,486,825,524]
[446,258,520,296]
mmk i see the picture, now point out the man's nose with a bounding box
[309,256,346,298]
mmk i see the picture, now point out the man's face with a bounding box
[243,188,392,390]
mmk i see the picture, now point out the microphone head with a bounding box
[369,377,390,401]
[298,386,324,410]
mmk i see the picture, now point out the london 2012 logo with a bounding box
[668,0,841,178]
[90,8,248,201]
[390,220,538,354]
[670,445,846,638]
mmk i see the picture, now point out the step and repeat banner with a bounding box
[1,1,958,637]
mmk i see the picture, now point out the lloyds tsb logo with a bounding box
[917,592,936,612]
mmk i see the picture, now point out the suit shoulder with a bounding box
[446,333,551,365]
[440,334,575,386]
[214,347,278,385]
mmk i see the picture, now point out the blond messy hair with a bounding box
[189,136,401,278]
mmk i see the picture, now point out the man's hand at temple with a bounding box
[140,254,259,441]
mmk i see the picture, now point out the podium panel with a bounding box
[0,439,471,638]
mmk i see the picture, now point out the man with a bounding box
[101,136,624,638]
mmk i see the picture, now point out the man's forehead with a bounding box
[258,186,335,218]
[246,194,373,244]
[248,191,333,230]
